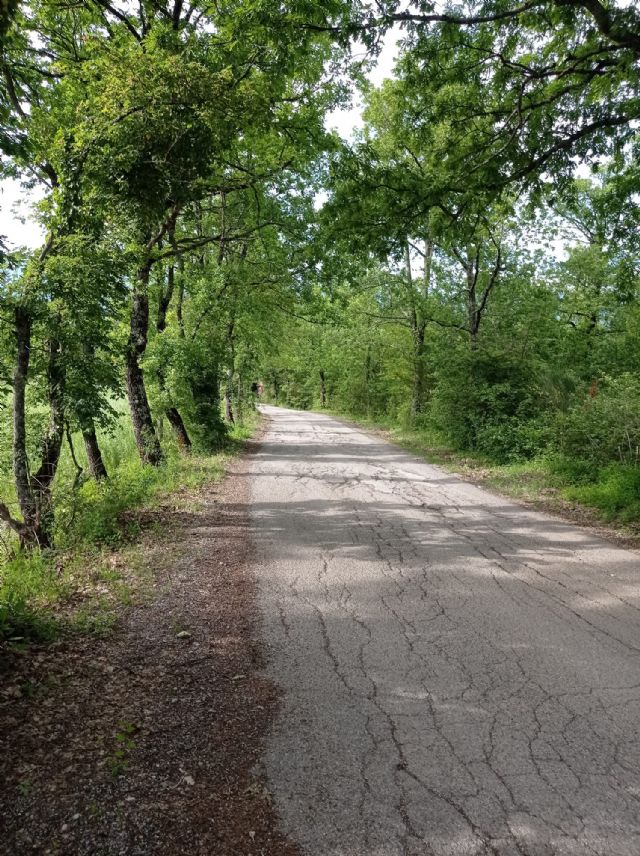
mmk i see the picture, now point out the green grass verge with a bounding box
[0,409,258,644]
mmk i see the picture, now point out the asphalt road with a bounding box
[250,405,640,856]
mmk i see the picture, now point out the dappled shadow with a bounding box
[249,406,640,855]
[250,493,637,556]
[252,495,640,853]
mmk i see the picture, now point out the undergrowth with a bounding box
[0,409,257,644]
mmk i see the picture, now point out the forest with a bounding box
[1,0,639,637]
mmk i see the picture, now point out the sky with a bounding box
[0,177,46,251]
[325,33,399,140]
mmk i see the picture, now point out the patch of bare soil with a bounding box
[0,440,300,856]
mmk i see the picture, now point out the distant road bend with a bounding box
[250,405,640,856]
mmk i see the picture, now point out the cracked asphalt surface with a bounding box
[250,405,640,856]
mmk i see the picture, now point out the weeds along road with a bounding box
[250,405,640,856]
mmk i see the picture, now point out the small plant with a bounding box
[20,679,36,699]
[108,721,138,777]
[17,779,33,797]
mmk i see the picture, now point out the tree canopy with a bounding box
[1,0,639,548]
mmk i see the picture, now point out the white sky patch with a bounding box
[325,30,399,141]
[0,176,45,251]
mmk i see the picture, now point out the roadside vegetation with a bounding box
[0,405,256,643]
[1,2,639,643]
[266,336,640,528]
[267,350,640,530]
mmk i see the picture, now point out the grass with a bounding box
[327,409,640,534]
[562,463,640,523]
[0,406,259,644]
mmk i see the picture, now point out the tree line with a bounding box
[1,0,639,550]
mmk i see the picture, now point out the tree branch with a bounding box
[0,501,30,539]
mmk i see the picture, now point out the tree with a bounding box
[341,1,640,195]
[0,0,353,546]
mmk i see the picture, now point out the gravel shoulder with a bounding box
[0,439,299,856]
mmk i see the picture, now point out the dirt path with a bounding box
[252,405,640,856]
[0,446,299,856]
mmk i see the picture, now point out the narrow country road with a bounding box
[249,405,640,856]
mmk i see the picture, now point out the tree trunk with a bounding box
[410,237,434,418]
[466,257,480,350]
[12,308,66,549]
[82,424,108,480]
[176,256,186,339]
[236,375,244,425]
[410,325,427,418]
[126,263,164,466]
[364,345,372,416]
[29,336,66,548]
[319,369,327,408]
[156,263,174,332]
[13,306,34,533]
[423,237,433,295]
[224,383,234,424]
[406,239,428,418]
[155,263,192,453]
[166,407,191,452]
[224,321,235,424]
[78,343,109,479]
[66,425,84,488]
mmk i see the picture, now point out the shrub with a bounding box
[565,464,640,522]
[545,453,599,485]
[554,373,640,466]
[431,349,553,462]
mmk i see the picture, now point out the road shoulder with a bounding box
[0,436,299,856]
[326,409,640,552]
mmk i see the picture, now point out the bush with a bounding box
[554,373,640,466]
[55,459,159,547]
[474,417,552,463]
[431,349,553,462]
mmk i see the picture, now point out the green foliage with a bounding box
[53,410,233,547]
[0,408,252,643]
[2,1,640,570]
[545,455,597,487]
[430,350,553,462]
[554,374,640,467]
[565,465,640,523]
[109,721,138,777]
[0,551,58,642]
